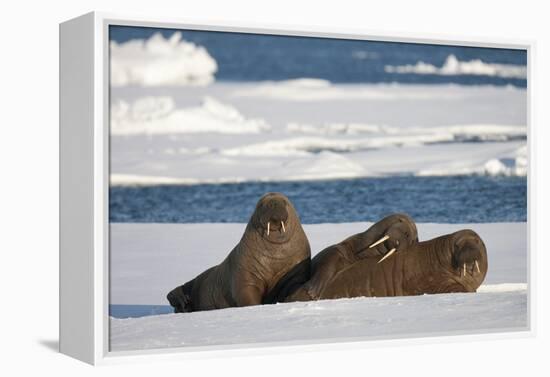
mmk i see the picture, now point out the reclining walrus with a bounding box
[167,192,311,312]
[285,213,417,301]
[286,214,487,301]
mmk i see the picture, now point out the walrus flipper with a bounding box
[262,258,311,304]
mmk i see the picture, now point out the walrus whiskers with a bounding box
[369,235,390,248]
[475,260,480,273]
[378,248,396,263]
[267,222,270,236]
[281,221,286,233]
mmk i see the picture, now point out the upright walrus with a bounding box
[167,192,311,313]
[287,217,488,301]
[287,213,419,301]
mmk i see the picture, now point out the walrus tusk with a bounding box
[267,222,270,236]
[475,260,480,273]
[281,221,286,233]
[369,235,390,249]
[378,248,396,263]
[463,263,466,277]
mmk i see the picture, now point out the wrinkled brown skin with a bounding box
[287,224,488,301]
[167,192,311,313]
[286,213,418,301]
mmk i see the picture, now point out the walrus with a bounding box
[167,192,311,312]
[286,213,419,301]
[287,220,487,301]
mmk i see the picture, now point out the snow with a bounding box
[230,77,524,101]
[286,122,525,139]
[110,290,527,351]
[109,222,527,351]
[229,78,461,101]
[416,143,527,177]
[111,96,270,135]
[110,32,217,87]
[110,140,526,186]
[110,83,527,185]
[220,126,525,156]
[384,54,527,79]
[477,283,527,293]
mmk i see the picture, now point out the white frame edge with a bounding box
[59,11,536,365]
[59,12,96,364]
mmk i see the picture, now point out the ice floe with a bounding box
[109,82,527,184]
[384,54,527,79]
[111,96,270,135]
[110,32,218,87]
[230,79,459,101]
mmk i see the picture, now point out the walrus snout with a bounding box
[386,215,418,250]
[450,230,488,283]
[258,196,290,236]
[167,282,194,313]
[365,213,418,263]
[265,198,288,222]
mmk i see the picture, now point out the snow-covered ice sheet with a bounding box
[110,83,527,184]
[110,289,526,351]
[109,222,527,351]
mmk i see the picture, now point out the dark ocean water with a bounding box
[110,305,173,318]
[109,175,526,224]
[109,25,527,87]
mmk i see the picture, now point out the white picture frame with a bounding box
[59,11,535,365]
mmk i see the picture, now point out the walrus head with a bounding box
[250,192,300,244]
[166,280,194,313]
[448,229,488,291]
[403,229,488,294]
[354,213,419,261]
